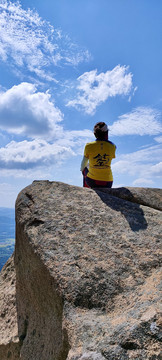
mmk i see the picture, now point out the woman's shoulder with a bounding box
[85,141,96,147]
[107,140,116,148]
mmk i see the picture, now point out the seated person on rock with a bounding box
[81,122,116,188]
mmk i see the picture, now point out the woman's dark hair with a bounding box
[94,122,108,140]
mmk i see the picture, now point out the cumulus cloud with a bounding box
[0,139,74,170]
[110,107,162,136]
[0,81,94,172]
[0,0,90,80]
[66,65,133,114]
[0,129,94,171]
[0,82,64,139]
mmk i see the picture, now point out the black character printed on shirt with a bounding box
[93,153,109,167]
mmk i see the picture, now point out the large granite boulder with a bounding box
[0,181,161,359]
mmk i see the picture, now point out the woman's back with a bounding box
[84,140,116,181]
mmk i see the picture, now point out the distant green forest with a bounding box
[0,208,15,271]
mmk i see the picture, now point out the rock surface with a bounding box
[0,255,20,359]
[0,181,162,360]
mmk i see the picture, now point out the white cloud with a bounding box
[132,178,154,186]
[66,65,133,114]
[0,81,95,172]
[0,129,94,171]
[113,144,162,172]
[0,0,90,80]
[112,143,162,185]
[154,135,162,143]
[150,162,162,176]
[0,82,63,139]
[110,107,162,136]
[62,129,94,155]
[0,139,74,170]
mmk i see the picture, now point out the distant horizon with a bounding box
[0,207,15,211]
[0,206,15,210]
[0,0,162,208]
[0,207,15,270]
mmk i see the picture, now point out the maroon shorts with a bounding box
[83,168,113,189]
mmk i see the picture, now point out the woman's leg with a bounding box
[83,168,90,187]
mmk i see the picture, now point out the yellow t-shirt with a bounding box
[84,140,116,181]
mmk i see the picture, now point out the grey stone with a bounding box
[0,255,21,360]
[0,181,161,360]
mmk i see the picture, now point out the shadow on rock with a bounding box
[95,187,148,232]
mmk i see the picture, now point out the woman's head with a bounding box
[94,122,108,140]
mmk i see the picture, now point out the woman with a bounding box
[81,122,116,188]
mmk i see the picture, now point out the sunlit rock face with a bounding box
[0,181,161,360]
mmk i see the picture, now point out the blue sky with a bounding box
[0,0,162,208]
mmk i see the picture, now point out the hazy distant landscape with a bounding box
[0,208,15,271]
